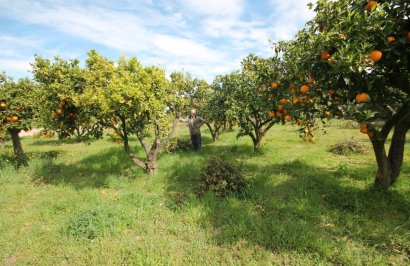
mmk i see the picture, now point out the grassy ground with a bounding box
[1,120,409,265]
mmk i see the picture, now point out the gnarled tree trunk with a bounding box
[372,110,410,189]
[7,128,28,166]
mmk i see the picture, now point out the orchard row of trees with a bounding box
[1,0,409,188]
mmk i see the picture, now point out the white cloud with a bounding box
[177,0,244,18]
[269,0,316,40]
[0,0,316,81]
[0,59,32,72]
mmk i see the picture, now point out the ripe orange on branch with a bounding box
[321,51,331,60]
[387,36,395,43]
[285,115,292,122]
[271,82,278,89]
[356,93,370,103]
[300,85,309,94]
[11,116,19,122]
[328,89,336,95]
[307,78,314,85]
[0,102,7,108]
[369,50,382,63]
[268,111,275,118]
[364,1,377,12]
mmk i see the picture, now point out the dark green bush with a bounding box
[196,155,248,197]
[164,138,192,152]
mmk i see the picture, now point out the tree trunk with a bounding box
[372,112,410,189]
[253,132,262,151]
[8,128,28,166]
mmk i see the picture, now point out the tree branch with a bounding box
[380,101,410,141]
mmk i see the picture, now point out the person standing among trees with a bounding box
[188,109,206,151]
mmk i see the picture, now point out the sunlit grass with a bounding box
[1,121,409,265]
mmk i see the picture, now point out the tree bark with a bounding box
[8,128,28,166]
[372,110,410,189]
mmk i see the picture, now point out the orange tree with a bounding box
[279,0,410,188]
[197,76,236,142]
[32,56,102,140]
[80,50,187,175]
[0,73,36,166]
[219,54,291,151]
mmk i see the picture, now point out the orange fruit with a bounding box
[367,131,374,138]
[339,34,346,40]
[324,111,330,117]
[277,105,284,111]
[11,116,19,122]
[360,123,368,134]
[59,100,66,107]
[356,93,370,103]
[300,85,309,94]
[292,97,300,104]
[328,89,336,95]
[280,98,287,104]
[307,78,314,85]
[387,36,395,43]
[15,106,23,111]
[321,51,331,60]
[369,50,382,63]
[285,115,292,122]
[52,111,57,118]
[365,1,377,12]
[268,111,275,118]
[0,102,7,108]
[276,112,282,118]
[56,109,63,115]
[308,137,315,143]
[271,82,278,89]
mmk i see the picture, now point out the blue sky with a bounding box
[0,0,315,81]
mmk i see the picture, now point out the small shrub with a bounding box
[164,138,192,152]
[196,155,248,197]
[61,207,129,240]
[330,138,371,155]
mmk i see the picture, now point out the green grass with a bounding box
[1,121,409,265]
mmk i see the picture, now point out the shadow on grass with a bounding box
[33,147,143,189]
[30,137,98,146]
[164,157,410,263]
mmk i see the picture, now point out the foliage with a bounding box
[0,75,35,134]
[32,56,101,140]
[164,138,192,152]
[196,155,248,197]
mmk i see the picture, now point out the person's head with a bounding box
[191,109,197,117]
